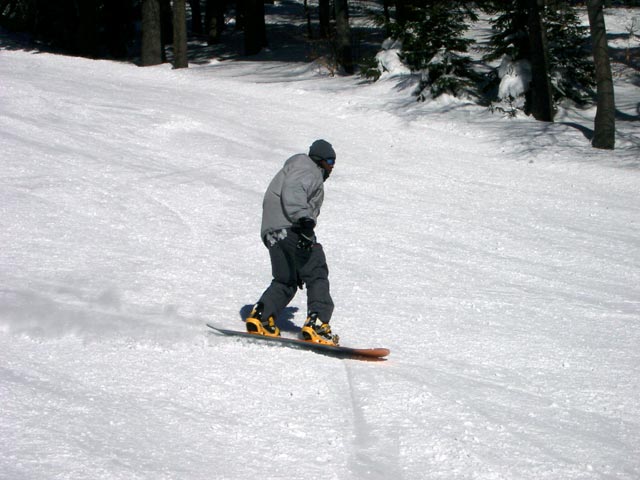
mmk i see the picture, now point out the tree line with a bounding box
[1,0,631,149]
[373,0,617,148]
[0,0,353,66]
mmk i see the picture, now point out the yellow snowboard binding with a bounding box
[246,303,280,337]
[301,313,339,346]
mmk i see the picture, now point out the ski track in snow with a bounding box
[2,10,640,479]
[343,364,405,479]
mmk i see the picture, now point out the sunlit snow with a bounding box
[1,6,639,480]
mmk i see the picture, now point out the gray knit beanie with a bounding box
[308,139,336,163]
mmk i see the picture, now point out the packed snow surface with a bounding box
[1,9,639,480]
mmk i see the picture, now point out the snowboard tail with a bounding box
[206,324,390,361]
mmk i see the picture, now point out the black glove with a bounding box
[294,217,315,251]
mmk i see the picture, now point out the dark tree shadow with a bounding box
[616,106,640,121]
[559,121,594,140]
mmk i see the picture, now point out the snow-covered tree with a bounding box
[483,0,595,116]
[389,1,479,99]
[545,2,595,105]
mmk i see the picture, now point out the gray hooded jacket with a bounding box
[260,153,325,239]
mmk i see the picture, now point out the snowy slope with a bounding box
[1,11,640,480]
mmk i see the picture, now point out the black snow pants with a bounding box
[258,228,334,324]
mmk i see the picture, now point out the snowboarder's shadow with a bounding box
[240,304,301,334]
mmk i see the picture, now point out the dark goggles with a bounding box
[324,158,336,166]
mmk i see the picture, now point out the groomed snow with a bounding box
[1,7,639,480]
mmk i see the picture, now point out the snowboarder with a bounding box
[246,139,338,345]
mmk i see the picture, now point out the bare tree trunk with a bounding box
[173,0,188,68]
[75,0,100,57]
[587,0,615,149]
[319,0,330,39]
[159,0,172,62]
[104,0,134,58]
[141,0,163,65]
[205,0,225,44]
[244,0,266,55]
[334,0,353,74]
[189,0,203,35]
[526,0,554,121]
[303,0,312,38]
[236,0,245,30]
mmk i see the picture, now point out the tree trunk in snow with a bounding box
[587,0,616,150]
[319,0,331,39]
[141,0,163,66]
[173,0,188,68]
[189,0,203,35]
[334,0,353,74]
[244,0,267,55]
[526,0,554,121]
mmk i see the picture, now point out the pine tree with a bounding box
[483,0,530,63]
[544,2,595,104]
[484,0,595,113]
[390,1,478,99]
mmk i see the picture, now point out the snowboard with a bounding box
[206,323,390,361]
